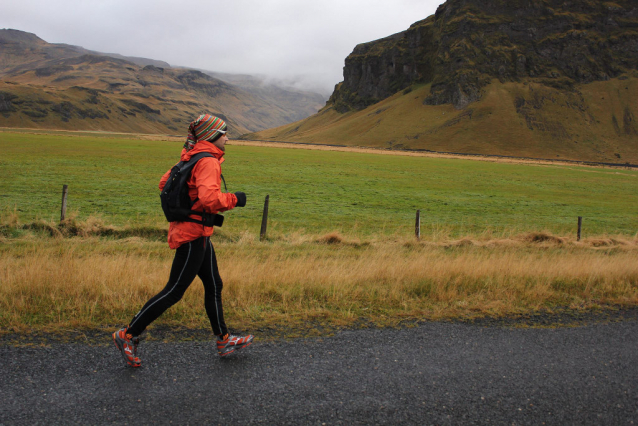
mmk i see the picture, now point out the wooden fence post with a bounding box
[260,195,269,241]
[415,209,421,240]
[60,184,68,222]
[577,216,582,241]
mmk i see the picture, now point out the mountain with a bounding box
[206,72,327,124]
[247,0,638,164]
[0,29,326,135]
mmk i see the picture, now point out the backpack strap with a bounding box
[186,152,215,167]
[221,174,227,192]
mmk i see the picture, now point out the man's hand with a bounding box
[234,191,246,207]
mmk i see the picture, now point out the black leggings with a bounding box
[127,236,227,337]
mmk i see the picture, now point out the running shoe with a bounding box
[113,327,141,367]
[217,333,254,357]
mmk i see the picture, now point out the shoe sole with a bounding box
[218,337,254,357]
[113,332,141,368]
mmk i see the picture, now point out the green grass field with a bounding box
[1,131,637,238]
[1,130,637,336]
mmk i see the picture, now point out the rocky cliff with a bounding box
[329,0,638,111]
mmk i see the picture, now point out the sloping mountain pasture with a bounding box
[0,30,325,136]
[248,77,638,164]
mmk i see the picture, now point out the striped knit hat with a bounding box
[184,114,228,151]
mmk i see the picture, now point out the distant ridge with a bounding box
[0,29,326,135]
[0,29,170,70]
[0,28,43,43]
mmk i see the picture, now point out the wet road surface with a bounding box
[1,321,637,424]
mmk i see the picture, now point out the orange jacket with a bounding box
[159,141,238,249]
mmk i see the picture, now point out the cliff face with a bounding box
[329,0,638,111]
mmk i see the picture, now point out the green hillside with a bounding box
[247,0,638,164]
[248,76,638,163]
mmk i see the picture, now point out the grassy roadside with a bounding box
[1,226,637,342]
[1,131,637,342]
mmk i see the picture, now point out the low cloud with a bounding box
[2,0,442,94]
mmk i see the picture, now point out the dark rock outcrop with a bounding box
[329,0,638,111]
[176,70,233,98]
[0,91,17,113]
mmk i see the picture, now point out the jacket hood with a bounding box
[180,140,225,164]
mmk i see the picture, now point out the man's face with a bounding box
[213,134,229,152]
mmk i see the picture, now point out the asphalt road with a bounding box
[1,320,637,425]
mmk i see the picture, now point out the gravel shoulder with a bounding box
[1,312,637,425]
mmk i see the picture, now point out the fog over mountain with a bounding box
[1,0,442,95]
[0,29,328,135]
[250,0,638,164]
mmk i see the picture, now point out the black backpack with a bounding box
[160,152,224,227]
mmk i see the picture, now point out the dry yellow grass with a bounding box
[1,230,637,336]
[249,77,638,164]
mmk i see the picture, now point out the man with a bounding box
[113,114,253,367]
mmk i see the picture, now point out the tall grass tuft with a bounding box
[0,211,167,240]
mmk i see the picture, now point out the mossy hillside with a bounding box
[249,75,638,164]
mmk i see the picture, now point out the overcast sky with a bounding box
[2,0,443,95]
